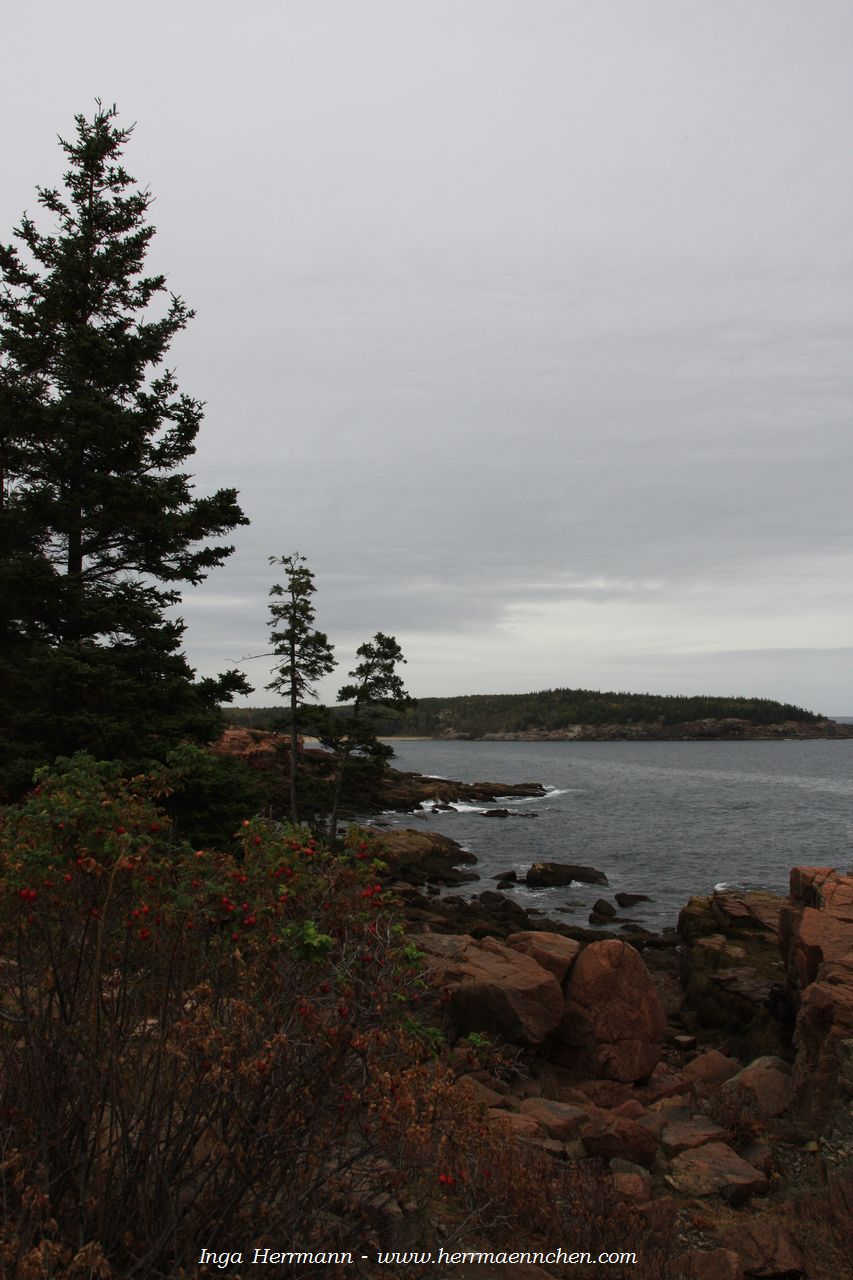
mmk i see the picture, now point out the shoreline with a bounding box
[379,718,853,742]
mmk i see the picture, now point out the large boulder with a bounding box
[415,932,563,1046]
[721,1056,793,1120]
[526,861,608,887]
[552,939,666,1081]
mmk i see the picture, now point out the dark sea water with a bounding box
[378,739,853,932]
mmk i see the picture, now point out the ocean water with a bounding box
[378,739,853,932]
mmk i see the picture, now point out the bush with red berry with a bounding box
[1,754,683,1280]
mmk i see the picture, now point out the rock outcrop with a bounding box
[779,865,853,1132]
[677,889,790,1054]
[553,939,667,1081]
[372,828,479,886]
[413,894,850,1279]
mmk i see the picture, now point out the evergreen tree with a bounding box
[266,553,336,824]
[322,632,413,840]
[0,103,250,797]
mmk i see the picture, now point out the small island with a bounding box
[227,687,853,741]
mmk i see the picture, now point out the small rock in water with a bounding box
[616,892,653,908]
[526,861,608,888]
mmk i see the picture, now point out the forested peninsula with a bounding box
[226,687,853,740]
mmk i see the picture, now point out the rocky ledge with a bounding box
[375,769,547,810]
[448,717,853,741]
[374,834,853,1279]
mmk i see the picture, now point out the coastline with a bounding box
[380,717,853,742]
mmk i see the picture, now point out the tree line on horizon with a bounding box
[226,688,824,737]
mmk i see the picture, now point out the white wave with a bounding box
[713,881,739,892]
[417,799,488,814]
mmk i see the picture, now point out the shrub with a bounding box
[0,754,690,1279]
[0,756,421,1277]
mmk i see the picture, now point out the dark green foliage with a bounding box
[266,553,336,823]
[0,104,250,797]
[226,688,823,739]
[157,743,271,851]
[320,632,414,839]
[223,705,294,728]
[364,688,823,736]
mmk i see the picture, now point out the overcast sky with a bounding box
[3,1,852,712]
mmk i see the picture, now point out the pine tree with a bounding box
[0,103,250,797]
[322,632,413,841]
[266,554,336,824]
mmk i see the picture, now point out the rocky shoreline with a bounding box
[370,825,853,1278]
[430,717,853,742]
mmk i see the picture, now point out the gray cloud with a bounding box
[3,0,852,710]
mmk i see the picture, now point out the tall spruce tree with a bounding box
[0,104,250,797]
[266,553,336,825]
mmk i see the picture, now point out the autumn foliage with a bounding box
[1,755,681,1279]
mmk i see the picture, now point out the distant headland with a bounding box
[225,688,853,741]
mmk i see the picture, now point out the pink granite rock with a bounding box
[554,940,666,1082]
[518,1097,590,1139]
[416,932,563,1045]
[721,1056,793,1119]
[721,1216,805,1277]
[580,1111,660,1167]
[661,1116,729,1155]
[680,1049,742,1088]
[665,1142,768,1202]
[505,931,581,983]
